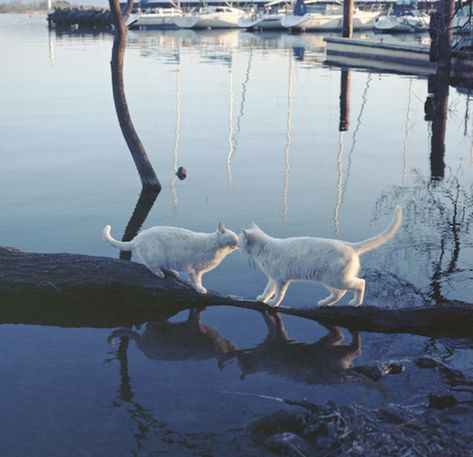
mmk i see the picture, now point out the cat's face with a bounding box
[238,224,263,255]
[217,222,239,250]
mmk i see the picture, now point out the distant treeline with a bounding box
[0,0,72,13]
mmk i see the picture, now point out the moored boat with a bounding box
[281,0,379,32]
[127,7,183,29]
[238,0,289,30]
[173,6,249,29]
[373,2,429,33]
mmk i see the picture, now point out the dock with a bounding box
[324,37,473,81]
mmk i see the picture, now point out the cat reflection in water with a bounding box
[238,312,360,385]
[103,222,239,294]
[239,207,402,307]
[109,308,237,368]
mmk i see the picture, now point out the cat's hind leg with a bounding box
[267,281,290,307]
[317,288,347,306]
[257,279,276,303]
[190,271,207,294]
[348,278,365,306]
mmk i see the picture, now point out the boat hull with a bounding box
[239,13,284,30]
[281,10,379,31]
[374,14,430,33]
[174,13,245,29]
[127,10,182,29]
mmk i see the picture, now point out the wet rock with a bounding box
[415,356,439,368]
[386,361,405,375]
[439,366,466,386]
[265,432,314,456]
[251,410,305,445]
[428,393,458,409]
[351,361,405,381]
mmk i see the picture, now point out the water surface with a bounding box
[1,13,473,456]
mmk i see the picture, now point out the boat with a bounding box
[126,7,183,29]
[281,0,379,32]
[173,6,249,29]
[238,0,289,30]
[373,2,430,33]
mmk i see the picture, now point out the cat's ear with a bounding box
[250,222,257,229]
[241,229,249,239]
[218,222,226,233]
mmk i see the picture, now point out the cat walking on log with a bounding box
[239,207,402,307]
[103,222,239,294]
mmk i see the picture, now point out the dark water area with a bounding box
[1,13,473,456]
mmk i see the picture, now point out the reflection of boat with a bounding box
[281,0,379,31]
[374,2,429,33]
[173,6,249,29]
[127,8,183,29]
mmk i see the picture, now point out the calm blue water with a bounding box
[1,13,473,456]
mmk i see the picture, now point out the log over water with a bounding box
[1,247,472,338]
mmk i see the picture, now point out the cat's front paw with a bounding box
[196,286,207,295]
[267,298,280,307]
[256,294,268,303]
[348,299,362,307]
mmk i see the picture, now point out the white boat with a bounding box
[238,11,286,29]
[281,2,379,32]
[238,0,289,30]
[373,12,430,33]
[373,1,430,33]
[127,8,183,29]
[173,6,249,29]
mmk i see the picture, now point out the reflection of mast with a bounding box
[333,72,371,235]
[402,78,413,185]
[226,55,234,190]
[232,49,253,155]
[48,29,55,64]
[171,53,181,208]
[334,132,344,237]
[283,51,293,220]
[334,69,350,237]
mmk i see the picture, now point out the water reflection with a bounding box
[376,172,473,304]
[238,312,361,385]
[108,310,363,387]
[110,308,238,367]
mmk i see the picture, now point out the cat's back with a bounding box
[135,226,200,245]
[274,235,353,257]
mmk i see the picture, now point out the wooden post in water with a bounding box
[426,0,454,179]
[109,0,161,191]
[342,0,354,38]
[339,69,351,131]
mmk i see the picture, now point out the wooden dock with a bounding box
[324,37,473,81]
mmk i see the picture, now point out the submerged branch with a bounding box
[0,247,472,337]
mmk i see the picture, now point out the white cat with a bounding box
[239,207,402,307]
[103,222,238,294]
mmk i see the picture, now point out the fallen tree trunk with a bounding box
[0,247,472,338]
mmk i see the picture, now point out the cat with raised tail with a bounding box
[103,222,239,294]
[239,207,403,307]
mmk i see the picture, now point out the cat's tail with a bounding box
[102,225,135,251]
[350,207,402,255]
